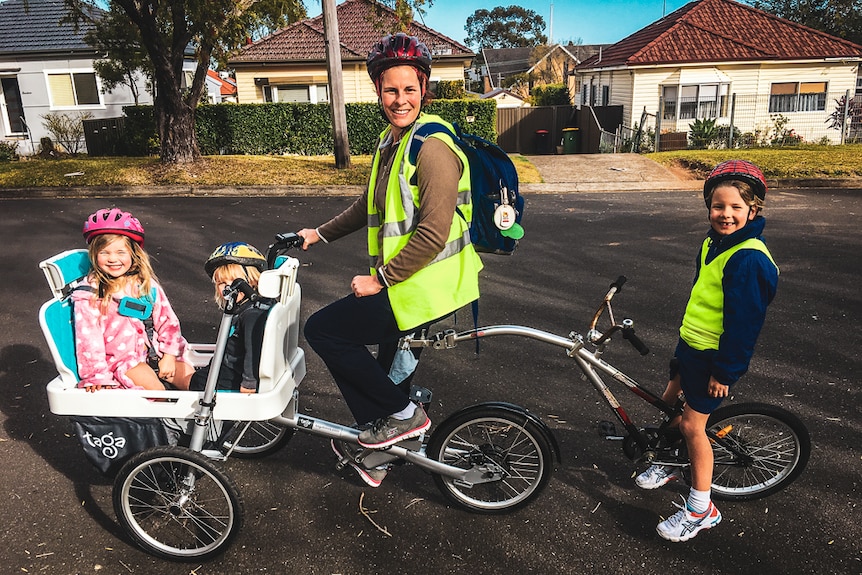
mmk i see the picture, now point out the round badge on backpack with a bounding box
[494,204,516,230]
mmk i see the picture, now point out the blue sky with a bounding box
[414,0,692,46]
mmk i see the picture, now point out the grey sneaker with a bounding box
[358,405,430,449]
[635,465,679,489]
[331,439,388,488]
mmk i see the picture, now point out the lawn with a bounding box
[646,144,862,179]
[0,153,542,189]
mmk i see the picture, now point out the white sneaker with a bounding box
[656,497,722,542]
[635,465,679,489]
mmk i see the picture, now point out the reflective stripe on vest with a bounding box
[680,237,778,350]
[367,114,482,330]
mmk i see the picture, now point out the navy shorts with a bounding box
[673,339,725,415]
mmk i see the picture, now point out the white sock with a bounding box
[687,488,711,513]
[391,402,416,420]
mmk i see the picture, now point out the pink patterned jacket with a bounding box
[71,279,188,389]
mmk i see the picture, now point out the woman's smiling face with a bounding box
[378,65,423,137]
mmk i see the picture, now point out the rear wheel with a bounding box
[113,446,243,561]
[426,406,553,514]
[223,421,294,459]
[698,403,810,501]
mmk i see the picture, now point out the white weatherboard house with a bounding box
[0,0,156,154]
[574,0,862,144]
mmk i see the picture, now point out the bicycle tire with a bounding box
[224,421,294,459]
[113,446,244,561]
[701,402,810,501]
[426,406,554,514]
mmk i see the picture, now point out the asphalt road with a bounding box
[2,189,860,575]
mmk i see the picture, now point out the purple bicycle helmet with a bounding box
[83,208,145,246]
[367,32,432,84]
[703,160,767,207]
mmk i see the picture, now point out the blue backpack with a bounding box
[409,122,524,255]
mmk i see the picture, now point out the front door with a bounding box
[1,76,26,135]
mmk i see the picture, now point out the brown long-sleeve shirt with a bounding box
[317,135,463,286]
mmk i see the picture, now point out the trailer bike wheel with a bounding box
[113,446,244,561]
[224,421,294,459]
[697,402,810,501]
[426,406,553,514]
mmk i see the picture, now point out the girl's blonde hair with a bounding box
[87,234,155,311]
[212,263,261,309]
[705,179,764,213]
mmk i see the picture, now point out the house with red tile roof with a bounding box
[228,0,473,104]
[574,0,862,144]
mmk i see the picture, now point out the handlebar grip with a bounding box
[230,278,256,300]
[621,321,649,356]
[610,276,627,292]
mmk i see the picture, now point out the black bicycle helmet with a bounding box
[367,32,432,83]
[703,160,767,207]
[204,242,267,276]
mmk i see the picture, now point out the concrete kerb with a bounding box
[3,179,861,200]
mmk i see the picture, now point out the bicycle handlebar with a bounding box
[621,319,650,356]
[266,232,304,269]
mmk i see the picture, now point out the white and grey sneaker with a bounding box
[635,465,679,489]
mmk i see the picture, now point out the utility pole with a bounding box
[322,0,351,168]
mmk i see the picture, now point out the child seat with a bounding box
[38,251,304,421]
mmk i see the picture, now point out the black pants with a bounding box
[304,291,423,425]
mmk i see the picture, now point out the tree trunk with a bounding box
[154,77,200,165]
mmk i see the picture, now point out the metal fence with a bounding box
[633,90,862,152]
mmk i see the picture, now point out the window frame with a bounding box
[662,82,729,121]
[44,69,104,110]
[768,81,828,113]
[264,83,329,104]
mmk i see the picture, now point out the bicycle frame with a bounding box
[402,276,734,467]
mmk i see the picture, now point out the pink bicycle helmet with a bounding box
[82,208,145,246]
[703,160,767,207]
[367,32,432,84]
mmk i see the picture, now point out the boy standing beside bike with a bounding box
[637,160,779,541]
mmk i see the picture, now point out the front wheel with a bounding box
[426,405,554,514]
[702,403,810,501]
[113,446,244,561]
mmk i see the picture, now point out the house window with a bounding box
[769,82,827,112]
[601,85,609,106]
[264,84,329,104]
[1,76,26,134]
[665,83,728,120]
[662,86,677,120]
[46,72,101,108]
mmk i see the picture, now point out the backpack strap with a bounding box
[407,121,461,166]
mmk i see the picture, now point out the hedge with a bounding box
[120,99,498,156]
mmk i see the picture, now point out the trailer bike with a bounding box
[37,233,559,561]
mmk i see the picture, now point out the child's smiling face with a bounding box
[96,237,134,278]
[708,184,757,236]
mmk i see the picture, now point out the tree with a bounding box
[64,0,306,164]
[748,0,862,45]
[464,6,547,50]
[80,5,152,105]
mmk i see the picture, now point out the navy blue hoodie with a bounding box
[692,216,779,386]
